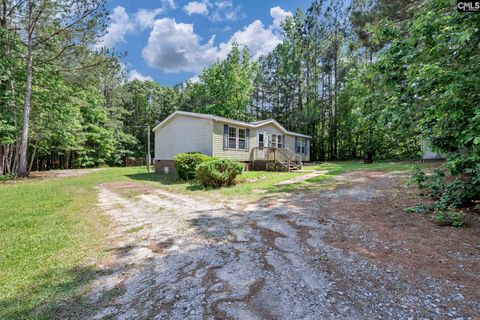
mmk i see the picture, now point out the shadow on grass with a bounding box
[125,172,179,185]
[125,172,239,192]
[0,265,120,320]
[123,161,421,197]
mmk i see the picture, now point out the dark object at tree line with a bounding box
[364,152,373,164]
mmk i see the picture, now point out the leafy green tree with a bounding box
[196,44,258,121]
[10,0,108,176]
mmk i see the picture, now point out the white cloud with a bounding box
[270,6,292,29]
[189,75,200,83]
[136,8,164,30]
[142,17,283,73]
[128,69,154,82]
[97,3,177,48]
[96,6,135,48]
[140,4,288,74]
[219,20,282,60]
[161,0,176,9]
[208,0,243,22]
[183,1,208,15]
[142,18,219,73]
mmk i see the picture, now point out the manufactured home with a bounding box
[152,111,311,174]
[420,140,444,160]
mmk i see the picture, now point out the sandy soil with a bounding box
[274,170,328,186]
[87,172,480,319]
[29,168,102,179]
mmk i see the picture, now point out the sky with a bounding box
[100,0,311,86]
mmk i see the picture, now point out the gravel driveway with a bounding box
[89,172,480,319]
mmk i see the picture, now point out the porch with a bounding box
[249,147,302,172]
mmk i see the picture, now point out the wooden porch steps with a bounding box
[251,147,303,172]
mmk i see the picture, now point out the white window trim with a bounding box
[228,126,237,149]
[238,128,246,150]
[227,126,247,151]
[296,138,305,154]
[258,132,265,148]
[271,134,277,148]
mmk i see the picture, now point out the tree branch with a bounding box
[36,43,76,64]
[32,2,101,48]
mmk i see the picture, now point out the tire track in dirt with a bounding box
[87,173,480,320]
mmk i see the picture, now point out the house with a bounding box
[152,111,311,174]
[420,140,444,160]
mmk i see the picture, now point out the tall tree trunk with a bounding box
[28,143,37,174]
[18,14,33,177]
[0,145,4,175]
[5,144,12,174]
[1,0,6,28]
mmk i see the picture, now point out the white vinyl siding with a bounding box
[154,113,310,162]
[213,121,253,161]
[285,135,310,162]
[253,123,310,161]
[154,115,213,160]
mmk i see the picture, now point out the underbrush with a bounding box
[408,166,479,227]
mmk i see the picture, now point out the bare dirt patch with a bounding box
[273,170,328,186]
[318,171,480,315]
[29,168,102,179]
[85,171,479,319]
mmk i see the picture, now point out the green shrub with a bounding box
[0,174,14,182]
[434,210,465,227]
[437,179,477,210]
[175,152,214,181]
[410,166,427,189]
[404,204,433,213]
[428,168,446,197]
[195,159,243,188]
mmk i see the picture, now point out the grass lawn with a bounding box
[0,161,426,318]
[0,167,148,319]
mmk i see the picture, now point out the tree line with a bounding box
[1,0,478,189]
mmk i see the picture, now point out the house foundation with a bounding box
[154,160,176,174]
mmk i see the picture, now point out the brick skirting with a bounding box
[154,160,176,174]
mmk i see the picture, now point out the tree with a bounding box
[11,0,108,176]
[196,44,258,121]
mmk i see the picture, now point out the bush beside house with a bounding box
[175,153,214,180]
[196,159,243,187]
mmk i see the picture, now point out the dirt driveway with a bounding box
[89,171,480,319]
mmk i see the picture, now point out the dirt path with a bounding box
[88,173,480,319]
[274,170,328,186]
[29,168,102,179]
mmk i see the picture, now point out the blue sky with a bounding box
[101,0,311,86]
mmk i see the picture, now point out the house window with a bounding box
[258,133,264,148]
[278,135,283,148]
[296,138,305,154]
[271,134,277,147]
[238,128,246,150]
[229,127,237,149]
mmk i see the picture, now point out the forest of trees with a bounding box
[0,0,479,187]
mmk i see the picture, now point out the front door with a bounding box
[257,132,267,159]
[258,133,265,148]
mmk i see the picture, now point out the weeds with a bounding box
[434,211,466,227]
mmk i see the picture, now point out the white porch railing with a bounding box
[250,147,302,171]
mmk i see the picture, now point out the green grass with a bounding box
[0,161,424,318]
[127,170,304,197]
[0,167,149,319]
[306,160,419,173]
